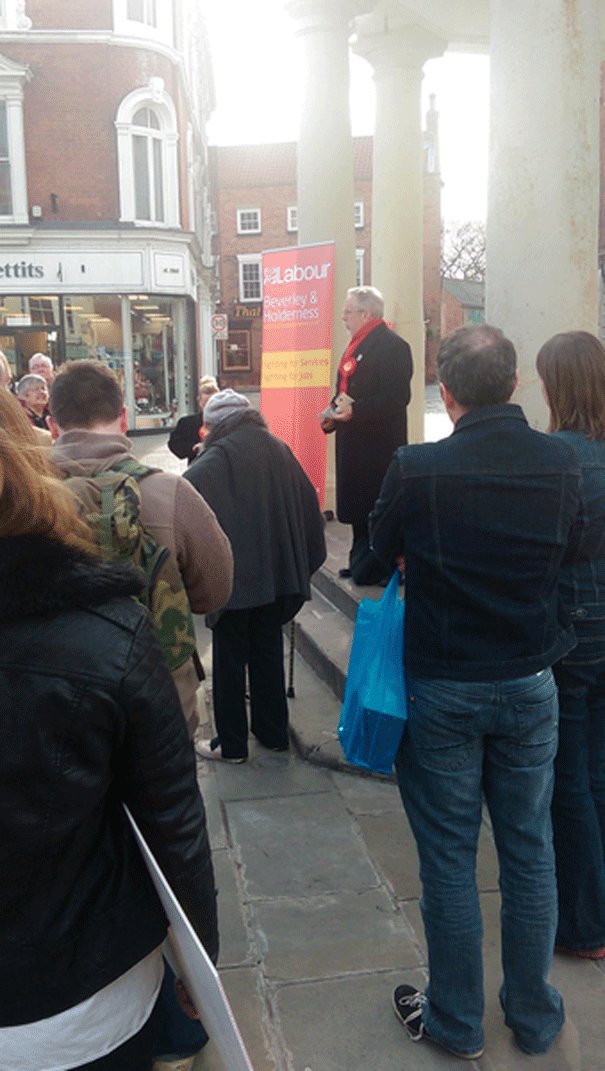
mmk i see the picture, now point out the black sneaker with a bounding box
[392,984,425,1041]
[392,985,484,1060]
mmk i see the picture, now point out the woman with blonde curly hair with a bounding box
[168,373,219,464]
[0,390,217,1070]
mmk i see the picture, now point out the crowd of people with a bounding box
[1,290,605,1068]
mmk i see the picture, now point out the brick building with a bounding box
[441,278,485,336]
[0,0,216,429]
[211,98,442,389]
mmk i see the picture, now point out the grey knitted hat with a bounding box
[203,388,250,427]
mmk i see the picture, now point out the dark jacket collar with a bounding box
[0,536,143,622]
[453,403,527,435]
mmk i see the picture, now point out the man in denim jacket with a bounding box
[370,325,582,1060]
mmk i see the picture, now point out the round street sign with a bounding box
[211,313,228,338]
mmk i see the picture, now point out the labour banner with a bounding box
[260,241,335,507]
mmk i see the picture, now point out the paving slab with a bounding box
[225,791,380,899]
[194,966,278,1071]
[358,809,500,904]
[212,847,252,969]
[274,968,471,1071]
[252,888,421,982]
[196,764,228,851]
[331,766,401,814]
[209,748,335,802]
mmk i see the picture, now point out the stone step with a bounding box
[287,577,396,781]
[291,567,388,699]
[292,584,353,701]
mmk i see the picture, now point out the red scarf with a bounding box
[337,318,383,394]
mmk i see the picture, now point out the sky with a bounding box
[204,0,490,223]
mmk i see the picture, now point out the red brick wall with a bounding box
[27,0,113,31]
[441,288,464,337]
[216,183,299,387]
[354,178,372,283]
[1,41,182,222]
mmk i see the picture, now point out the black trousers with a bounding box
[349,521,388,586]
[212,602,289,759]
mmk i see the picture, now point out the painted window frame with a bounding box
[112,0,173,45]
[236,207,261,235]
[286,205,298,232]
[355,248,365,288]
[115,82,180,228]
[221,330,251,372]
[0,55,30,224]
[354,200,364,229]
[237,254,262,303]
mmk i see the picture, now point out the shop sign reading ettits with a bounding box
[260,242,335,507]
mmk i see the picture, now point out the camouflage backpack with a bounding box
[65,458,198,673]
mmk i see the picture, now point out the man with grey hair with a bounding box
[16,373,49,429]
[28,352,55,385]
[320,285,413,584]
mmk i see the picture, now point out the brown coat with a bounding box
[51,431,233,732]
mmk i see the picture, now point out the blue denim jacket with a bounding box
[370,404,582,681]
[554,430,605,626]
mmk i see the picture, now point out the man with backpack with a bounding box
[50,361,233,1071]
[49,360,233,739]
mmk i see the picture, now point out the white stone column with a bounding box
[486,0,601,428]
[353,10,446,443]
[286,0,372,509]
[286,0,372,356]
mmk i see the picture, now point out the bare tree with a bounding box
[441,220,486,282]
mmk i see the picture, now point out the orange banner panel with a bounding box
[260,243,335,507]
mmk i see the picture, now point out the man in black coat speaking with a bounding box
[320,286,413,584]
[185,389,326,763]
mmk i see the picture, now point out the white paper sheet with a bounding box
[124,807,254,1071]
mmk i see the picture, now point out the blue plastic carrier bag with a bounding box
[337,570,407,775]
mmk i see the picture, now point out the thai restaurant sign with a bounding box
[260,242,335,507]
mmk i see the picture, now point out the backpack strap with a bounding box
[108,457,161,483]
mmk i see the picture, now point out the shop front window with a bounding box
[128,294,176,429]
[60,293,126,395]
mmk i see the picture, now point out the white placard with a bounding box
[124,807,254,1071]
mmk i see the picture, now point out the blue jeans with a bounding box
[552,622,605,951]
[395,671,564,1056]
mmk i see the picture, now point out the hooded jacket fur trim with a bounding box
[0,535,143,622]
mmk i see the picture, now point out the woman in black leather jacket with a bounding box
[0,392,217,1071]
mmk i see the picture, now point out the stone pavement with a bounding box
[131,425,605,1071]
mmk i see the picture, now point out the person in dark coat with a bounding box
[185,389,327,763]
[320,286,413,584]
[168,374,219,464]
[0,391,217,1071]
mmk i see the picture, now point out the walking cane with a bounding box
[287,617,296,698]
